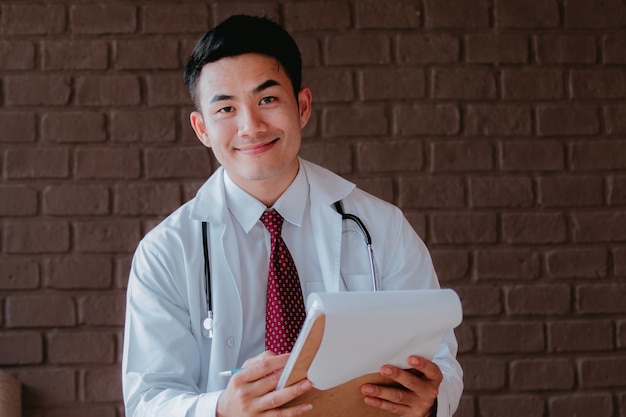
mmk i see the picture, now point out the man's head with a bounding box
[184,15,303,110]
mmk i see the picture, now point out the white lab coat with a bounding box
[122,159,463,417]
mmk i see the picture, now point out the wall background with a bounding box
[1,0,626,416]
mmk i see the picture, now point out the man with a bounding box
[122,15,462,417]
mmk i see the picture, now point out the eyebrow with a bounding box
[209,79,281,104]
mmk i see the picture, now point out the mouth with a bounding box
[235,138,279,155]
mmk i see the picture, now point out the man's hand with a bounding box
[360,355,442,417]
[216,351,314,417]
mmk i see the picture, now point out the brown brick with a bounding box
[454,284,502,316]
[478,322,544,353]
[84,366,123,402]
[534,34,597,64]
[459,358,506,390]
[432,68,496,100]
[615,248,626,277]
[76,75,141,107]
[74,221,141,253]
[605,105,626,135]
[0,40,35,70]
[299,142,353,175]
[79,293,126,326]
[465,105,532,136]
[322,105,388,137]
[0,4,66,35]
[48,332,115,364]
[13,368,76,406]
[0,259,39,290]
[403,210,426,239]
[396,33,460,64]
[0,333,42,365]
[564,0,626,28]
[495,0,560,28]
[359,68,425,100]
[42,112,107,143]
[285,1,351,31]
[501,69,564,100]
[304,69,354,102]
[424,0,490,28]
[502,213,567,244]
[476,249,540,280]
[0,111,36,143]
[113,183,181,215]
[570,141,626,171]
[142,4,209,33]
[144,147,213,179]
[579,357,626,388]
[294,34,321,67]
[70,4,137,34]
[46,406,116,417]
[479,395,545,417]
[548,320,613,353]
[356,0,421,29]
[431,141,493,172]
[619,320,626,348]
[546,248,608,279]
[43,184,109,216]
[5,148,69,179]
[351,177,394,204]
[4,221,70,254]
[570,69,626,99]
[393,104,459,136]
[431,213,497,244]
[549,394,613,417]
[146,73,193,106]
[5,75,71,106]
[325,34,391,66]
[537,105,600,136]
[500,140,565,171]
[213,3,280,25]
[470,176,533,208]
[398,176,464,208]
[465,33,529,64]
[455,396,475,417]
[511,358,575,390]
[455,322,475,353]
[6,295,76,328]
[431,250,470,281]
[46,256,112,289]
[609,175,626,205]
[42,40,109,70]
[506,284,571,315]
[358,141,424,173]
[538,175,604,207]
[115,39,179,70]
[572,211,626,243]
[577,284,626,314]
[74,148,140,179]
[604,33,626,64]
[0,186,37,216]
[111,109,177,143]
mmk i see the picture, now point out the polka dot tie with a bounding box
[261,209,306,354]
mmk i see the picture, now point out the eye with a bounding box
[260,96,276,105]
[218,106,235,114]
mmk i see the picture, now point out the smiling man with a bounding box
[122,15,462,417]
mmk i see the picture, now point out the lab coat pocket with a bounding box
[343,274,374,291]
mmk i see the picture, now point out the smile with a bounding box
[236,138,279,155]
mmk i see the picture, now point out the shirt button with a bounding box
[226,337,236,348]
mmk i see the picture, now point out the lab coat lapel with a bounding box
[301,160,355,293]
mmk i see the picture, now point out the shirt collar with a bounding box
[224,167,309,233]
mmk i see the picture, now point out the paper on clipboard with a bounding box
[277,289,462,390]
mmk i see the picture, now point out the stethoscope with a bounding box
[201,200,378,338]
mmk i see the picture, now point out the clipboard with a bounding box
[277,290,462,416]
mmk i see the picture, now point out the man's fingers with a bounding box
[262,379,314,416]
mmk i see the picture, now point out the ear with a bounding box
[297,87,313,129]
[190,111,211,148]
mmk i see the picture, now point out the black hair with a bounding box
[183,15,302,110]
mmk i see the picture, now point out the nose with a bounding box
[238,107,268,138]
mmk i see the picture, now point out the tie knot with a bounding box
[261,209,284,237]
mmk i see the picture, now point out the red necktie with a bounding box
[261,209,306,354]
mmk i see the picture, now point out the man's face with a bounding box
[190,53,312,203]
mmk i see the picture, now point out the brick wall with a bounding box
[1,1,625,416]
